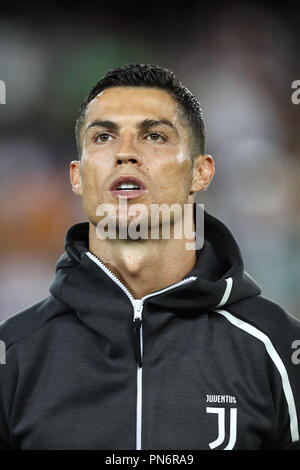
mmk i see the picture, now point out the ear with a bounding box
[189,155,215,195]
[70,160,83,196]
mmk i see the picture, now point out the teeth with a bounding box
[116,182,140,190]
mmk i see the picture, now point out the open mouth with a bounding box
[109,175,147,199]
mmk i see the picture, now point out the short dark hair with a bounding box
[75,64,206,160]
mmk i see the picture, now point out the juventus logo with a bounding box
[206,407,237,449]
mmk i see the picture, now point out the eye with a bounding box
[145,132,166,142]
[94,133,113,143]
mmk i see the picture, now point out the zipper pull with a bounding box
[133,300,143,368]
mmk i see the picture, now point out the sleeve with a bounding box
[271,315,300,450]
[0,368,12,449]
[0,398,10,449]
[0,340,15,450]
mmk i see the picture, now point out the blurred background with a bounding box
[0,1,300,321]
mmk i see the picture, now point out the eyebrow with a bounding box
[85,118,179,135]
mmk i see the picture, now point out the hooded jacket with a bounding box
[0,204,300,450]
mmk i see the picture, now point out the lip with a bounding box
[109,175,147,200]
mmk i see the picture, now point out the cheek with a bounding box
[155,161,192,198]
[81,161,105,197]
[81,146,114,169]
[175,149,190,164]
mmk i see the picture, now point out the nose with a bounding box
[115,134,142,167]
[116,153,142,166]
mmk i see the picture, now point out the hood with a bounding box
[49,204,261,321]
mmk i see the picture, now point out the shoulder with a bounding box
[222,295,300,341]
[0,295,71,351]
[211,295,300,375]
[213,295,300,383]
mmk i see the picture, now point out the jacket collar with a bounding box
[50,204,261,323]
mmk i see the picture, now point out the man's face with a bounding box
[71,86,207,229]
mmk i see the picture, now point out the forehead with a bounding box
[84,86,180,125]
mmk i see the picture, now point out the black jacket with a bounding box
[0,205,300,450]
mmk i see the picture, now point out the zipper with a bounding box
[85,250,197,450]
[133,299,143,368]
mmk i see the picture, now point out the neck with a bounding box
[88,203,197,299]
